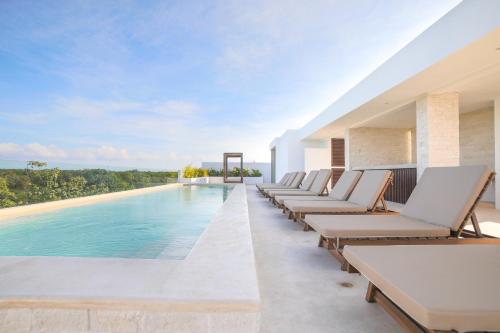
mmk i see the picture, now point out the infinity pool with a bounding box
[0,185,232,259]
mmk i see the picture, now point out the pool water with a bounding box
[0,185,232,259]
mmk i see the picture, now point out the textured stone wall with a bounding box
[459,108,494,168]
[347,127,412,168]
[459,107,495,202]
[416,93,460,177]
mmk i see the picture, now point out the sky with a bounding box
[0,0,461,170]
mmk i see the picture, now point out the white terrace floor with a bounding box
[246,186,403,333]
[247,185,500,333]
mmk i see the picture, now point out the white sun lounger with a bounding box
[256,172,291,191]
[305,165,498,268]
[344,244,500,333]
[284,170,393,223]
[258,172,296,191]
[274,170,362,207]
[261,171,307,197]
[265,169,331,200]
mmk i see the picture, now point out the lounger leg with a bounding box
[366,283,439,333]
[470,212,483,237]
[365,282,377,302]
[318,235,324,247]
[380,197,388,212]
[345,263,358,274]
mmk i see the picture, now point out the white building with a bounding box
[270,0,500,206]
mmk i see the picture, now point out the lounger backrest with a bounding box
[279,173,291,185]
[309,169,332,194]
[289,172,306,188]
[284,172,297,186]
[401,165,492,231]
[300,170,319,190]
[329,171,362,200]
[278,173,290,185]
[347,170,392,209]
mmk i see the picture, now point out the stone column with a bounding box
[494,97,500,208]
[344,128,351,171]
[416,93,460,178]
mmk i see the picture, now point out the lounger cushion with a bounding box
[257,173,290,189]
[267,190,315,197]
[329,170,362,200]
[283,172,298,186]
[344,245,500,332]
[289,172,306,188]
[284,200,366,213]
[347,170,392,209]
[300,170,318,190]
[305,215,450,238]
[258,172,292,189]
[401,165,492,231]
[259,184,294,190]
[309,169,332,194]
[275,195,337,205]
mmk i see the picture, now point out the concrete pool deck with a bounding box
[0,184,260,332]
[246,185,403,333]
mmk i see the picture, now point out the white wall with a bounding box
[270,132,331,181]
[270,129,305,181]
[304,147,330,173]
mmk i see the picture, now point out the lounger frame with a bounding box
[365,282,456,333]
[317,173,500,271]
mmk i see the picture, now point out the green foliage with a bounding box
[183,166,208,178]
[0,177,17,208]
[229,167,249,177]
[204,167,262,177]
[207,168,223,177]
[250,169,262,177]
[0,163,178,208]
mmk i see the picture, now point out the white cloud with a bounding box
[73,145,130,162]
[0,142,67,159]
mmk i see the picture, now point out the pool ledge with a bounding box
[0,184,261,332]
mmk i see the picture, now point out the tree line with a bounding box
[0,161,177,208]
[182,166,262,178]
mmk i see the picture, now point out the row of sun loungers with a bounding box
[256,165,500,333]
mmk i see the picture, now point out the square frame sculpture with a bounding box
[223,152,243,183]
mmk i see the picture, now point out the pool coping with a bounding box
[0,184,260,331]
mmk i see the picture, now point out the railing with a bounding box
[354,165,417,204]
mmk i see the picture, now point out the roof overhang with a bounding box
[297,1,500,140]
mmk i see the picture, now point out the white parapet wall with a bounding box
[0,184,260,333]
[179,177,264,185]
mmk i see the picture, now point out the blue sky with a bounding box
[0,0,460,170]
